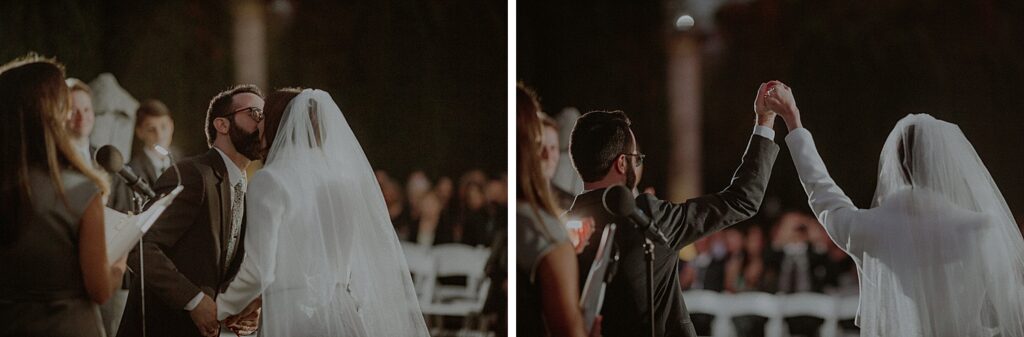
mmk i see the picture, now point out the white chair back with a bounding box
[722,292,783,337]
[779,293,839,337]
[432,243,490,301]
[401,241,436,304]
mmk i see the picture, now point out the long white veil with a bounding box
[248,89,429,336]
[866,114,1024,336]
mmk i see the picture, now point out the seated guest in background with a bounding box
[689,233,728,292]
[766,212,830,336]
[721,228,745,293]
[436,176,455,215]
[437,181,481,245]
[484,178,507,241]
[376,170,408,229]
[460,169,488,198]
[767,212,829,294]
[735,226,768,292]
[0,55,128,337]
[813,224,858,295]
[539,112,574,209]
[128,99,174,186]
[398,170,432,241]
[724,226,771,337]
[516,83,597,337]
[415,191,444,245]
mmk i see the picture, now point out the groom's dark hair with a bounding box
[205,84,263,146]
[570,110,634,182]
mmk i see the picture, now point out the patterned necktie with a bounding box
[225,181,244,271]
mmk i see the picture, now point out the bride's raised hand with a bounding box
[765,81,802,130]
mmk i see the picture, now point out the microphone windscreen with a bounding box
[94,145,124,173]
[602,184,635,217]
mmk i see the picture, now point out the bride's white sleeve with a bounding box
[785,128,861,251]
[217,172,286,320]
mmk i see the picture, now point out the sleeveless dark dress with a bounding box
[0,166,105,337]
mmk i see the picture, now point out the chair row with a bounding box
[683,290,859,337]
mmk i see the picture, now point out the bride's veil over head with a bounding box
[870,114,1024,335]
[259,89,429,335]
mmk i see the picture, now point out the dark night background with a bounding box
[519,0,1024,218]
[1,0,507,180]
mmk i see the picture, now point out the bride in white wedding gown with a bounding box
[216,89,429,336]
[764,82,1024,337]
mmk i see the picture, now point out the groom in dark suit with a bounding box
[567,86,779,337]
[118,85,265,337]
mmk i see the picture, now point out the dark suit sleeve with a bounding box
[127,161,206,309]
[641,134,779,251]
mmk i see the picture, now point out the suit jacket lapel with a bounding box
[138,153,158,185]
[203,149,230,276]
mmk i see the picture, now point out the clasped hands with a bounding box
[190,294,262,337]
[754,80,801,130]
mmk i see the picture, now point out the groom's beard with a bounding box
[230,122,263,161]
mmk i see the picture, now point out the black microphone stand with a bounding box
[644,237,655,337]
[129,189,148,337]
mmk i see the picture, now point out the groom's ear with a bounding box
[213,117,230,135]
[613,154,628,175]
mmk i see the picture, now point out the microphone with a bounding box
[95,145,156,199]
[602,184,668,244]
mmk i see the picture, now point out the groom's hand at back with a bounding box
[189,294,220,337]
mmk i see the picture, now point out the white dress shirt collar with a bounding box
[213,147,247,188]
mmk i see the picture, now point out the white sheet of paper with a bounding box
[580,223,616,332]
[104,185,184,264]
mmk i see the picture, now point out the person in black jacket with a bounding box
[566,84,780,337]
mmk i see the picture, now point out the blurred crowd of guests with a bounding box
[376,169,507,248]
[678,211,858,296]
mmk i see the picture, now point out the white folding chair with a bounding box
[421,244,490,314]
[721,292,783,337]
[401,241,436,305]
[836,295,859,337]
[421,244,492,336]
[778,293,839,337]
[683,290,728,337]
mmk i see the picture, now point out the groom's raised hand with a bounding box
[754,82,777,128]
[189,294,220,337]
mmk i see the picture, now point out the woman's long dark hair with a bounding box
[517,82,560,240]
[0,54,109,245]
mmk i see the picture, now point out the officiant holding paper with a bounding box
[117,85,264,337]
[0,55,129,337]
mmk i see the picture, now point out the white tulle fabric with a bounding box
[788,114,1024,337]
[866,114,1024,336]
[217,89,429,336]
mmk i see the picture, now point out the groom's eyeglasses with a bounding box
[222,106,264,123]
[622,153,646,167]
